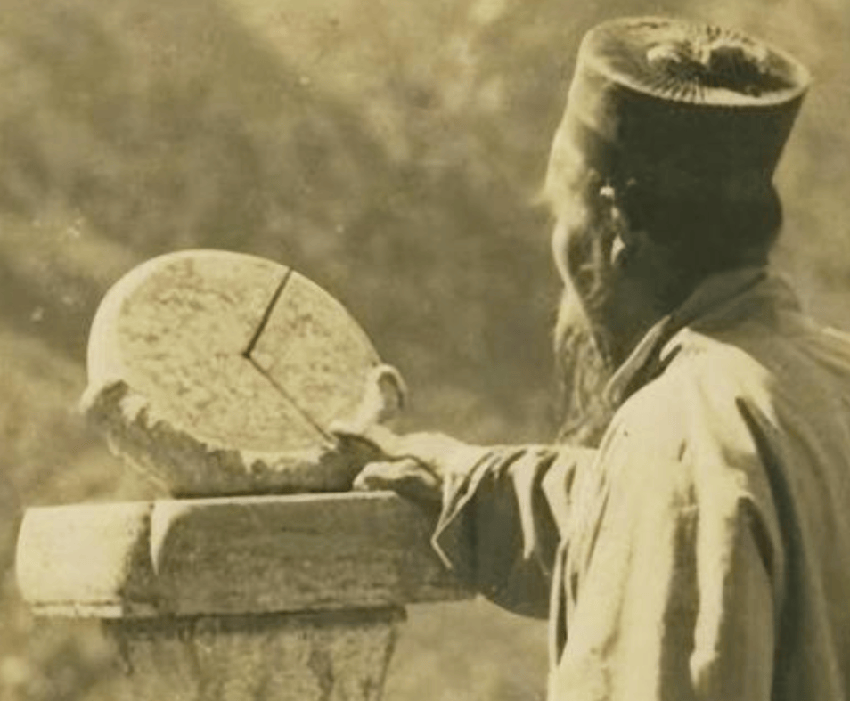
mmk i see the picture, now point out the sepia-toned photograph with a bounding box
[1,1,849,700]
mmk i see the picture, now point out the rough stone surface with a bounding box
[17,493,472,617]
[103,608,403,701]
[250,271,381,431]
[81,249,381,496]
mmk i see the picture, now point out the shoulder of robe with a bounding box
[601,330,778,495]
[616,329,774,442]
[603,331,784,523]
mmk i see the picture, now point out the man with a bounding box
[336,16,850,701]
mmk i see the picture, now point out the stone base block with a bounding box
[103,608,404,701]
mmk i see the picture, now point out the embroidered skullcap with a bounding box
[545,17,811,204]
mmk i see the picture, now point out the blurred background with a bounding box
[0,0,847,699]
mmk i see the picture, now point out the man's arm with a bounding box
[431,444,595,618]
[338,424,595,619]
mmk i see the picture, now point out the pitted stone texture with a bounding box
[17,493,473,617]
[104,609,403,701]
[250,271,381,431]
[81,250,380,496]
[149,493,471,615]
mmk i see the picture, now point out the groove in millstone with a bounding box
[245,354,336,445]
[240,265,337,444]
[242,267,293,358]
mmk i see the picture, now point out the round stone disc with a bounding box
[82,250,379,496]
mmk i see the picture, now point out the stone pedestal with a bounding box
[17,250,468,699]
[17,492,471,701]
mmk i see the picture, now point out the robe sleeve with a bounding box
[430,444,597,619]
[550,425,782,701]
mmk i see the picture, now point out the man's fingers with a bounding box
[342,363,408,431]
[353,459,441,506]
[329,422,407,459]
[370,364,408,423]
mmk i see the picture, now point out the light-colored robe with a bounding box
[432,268,850,701]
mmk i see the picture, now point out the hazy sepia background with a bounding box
[0,0,847,699]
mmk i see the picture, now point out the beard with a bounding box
[552,287,616,448]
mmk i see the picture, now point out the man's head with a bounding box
[546,17,811,441]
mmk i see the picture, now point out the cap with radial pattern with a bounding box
[545,16,812,202]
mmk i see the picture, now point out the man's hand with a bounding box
[331,364,474,508]
[352,458,442,506]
